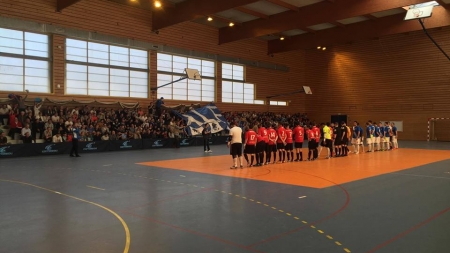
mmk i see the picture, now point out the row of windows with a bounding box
[0,28,287,105]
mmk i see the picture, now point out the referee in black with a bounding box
[69,123,81,157]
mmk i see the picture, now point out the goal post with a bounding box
[427,118,450,141]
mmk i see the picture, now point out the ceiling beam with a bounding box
[268,6,450,54]
[330,21,346,28]
[152,0,259,31]
[210,15,241,26]
[265,0,299,11]
[363,14,378,20]
[219,0,428,44]
[235,6,269,19]
[56,0,82,12]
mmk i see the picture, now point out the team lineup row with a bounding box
[227,121,399,169]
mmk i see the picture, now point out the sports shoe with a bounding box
[207,150,212,153]
[230,166,237,169]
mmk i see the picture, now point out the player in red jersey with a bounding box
[306,125,315,161]
[255,125,265,167]
[293,121,305,161]
[285,123,294,162]
[267,124,278,164]
[276,122,287,163]
[311,123,321,160]
[243,126,257,167]
[257,123,268,166]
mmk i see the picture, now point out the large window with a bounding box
[270,101,287,106]
[221,63,263,104]
[156,53,215,102]
[65,39,148,98]
[0,28,50,93]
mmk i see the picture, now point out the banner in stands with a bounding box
[174,103,229,136]
[79,141,109,153]
[143,138,173,149]
[109,139,143,151]
[0,144,30,158]
[179,138,196,147]
[32,143,71,156]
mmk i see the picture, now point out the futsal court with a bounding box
[1,140,449,253]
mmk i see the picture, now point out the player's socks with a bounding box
[300,152,303,160]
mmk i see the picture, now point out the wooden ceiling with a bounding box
[57,0,450,53]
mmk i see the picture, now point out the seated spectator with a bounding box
[0,104,10,126]
[22,132,33,144]
[109,131,117,141]
[21,123,32,142]
[93,131,102,141]
[44,127,53,143]
[45,119,54,133]
[101,132,109,141]
[0,132,8,145]
[134,131,142,139]
[52,133,63,143]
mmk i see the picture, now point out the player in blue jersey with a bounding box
[391,122,399,149]
[374,122,381,151]
[384,122,392,151]
[365,121,374,152]
[379,122,386,151]
[351,121,362,154]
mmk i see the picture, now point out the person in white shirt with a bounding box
[52,133,63,143]
[227,121,243,169]
[0,104,10,126]
[34,100,44,117]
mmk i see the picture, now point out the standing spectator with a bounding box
[69,123,81,157]
[32,118,44,140]
[202,123,212,153]
[9,90,28,112]
[156,97,164,116]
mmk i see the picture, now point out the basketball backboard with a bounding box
[185,68,201,80]
[303,86,313,95]
[404,1,438,20]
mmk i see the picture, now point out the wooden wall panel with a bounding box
[0,0,306,114]
[305,27,450,140]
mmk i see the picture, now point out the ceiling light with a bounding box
[229,22,235,27]
[317,46,321,50]
[207,17,213,22]
[322,47,327,51]
[154,1,162,8]
[280,36,285,41]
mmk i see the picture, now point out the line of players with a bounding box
[241,120,399,167]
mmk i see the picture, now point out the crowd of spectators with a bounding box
[0,100,311,146]
[0,102,188,144]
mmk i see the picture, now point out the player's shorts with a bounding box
[351,138,361,145]
[230,143,243,157]
[366,137,373,144]
[385,137,390,143]
[244,144,256,154]
[392,136,398,143]
[389,136,393,142]
[285,143,293,151]
[295,142,303,148]
[276,143,285,150]
[308,139,316,149]
[325,139,333,149]
[375,137,380,144]
[342,138,348,145]
[268,144,277,152]
[256,141,265,153]
[334,139,341,146]
[320,139,326,147]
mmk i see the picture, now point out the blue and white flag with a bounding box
[174,103,229,136]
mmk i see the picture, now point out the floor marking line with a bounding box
[286,213,292,216]
[317,230,324,234]
[302,221,308,224]
[0,179,130,253]
[310,225,316,228]
[86,185,105,191]
[391,173,450,180]
[294,217,299,220]
[335,241,342,246]
[327,235,333,240]
[344,248,351,253]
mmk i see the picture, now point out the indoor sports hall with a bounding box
[0,0,449,253]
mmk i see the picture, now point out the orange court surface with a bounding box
[138,148,450,188]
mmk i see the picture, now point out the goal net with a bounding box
[428,118,450,141]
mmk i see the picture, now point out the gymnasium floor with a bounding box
[0,141,449,253]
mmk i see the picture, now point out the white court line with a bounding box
[103,164,113,167]
[298,196,307,199]
[391,173,450,180]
